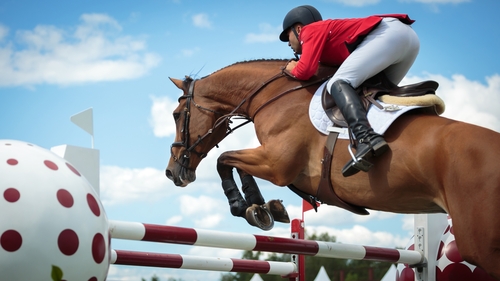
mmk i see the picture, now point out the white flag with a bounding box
[71,108,94,136]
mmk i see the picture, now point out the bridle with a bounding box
[170,78,223,170]
[170,66,333,171]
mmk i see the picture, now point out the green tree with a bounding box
[141,275,185,281]
[141,275,160,281]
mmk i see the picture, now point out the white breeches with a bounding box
[326,17,420,90]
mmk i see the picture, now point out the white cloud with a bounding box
[301,204,397,227]
[179,195,227,228]
[0,13,160,87]
[149,95,179,138]
[0,24,8,41]
[245,23,281,44]
[166,215,183,225]
[192,13,212,29]
[265,221,409,249]
[402,0,469,3]
[402,215,415,234]
[187,245,243,259]
[180,46,200,57]
[100,165,173,205]
[399,0,470,12]
[325,0,380,7]
[402,73,500,132]
[322,224,409,247]
[300,209,411,247]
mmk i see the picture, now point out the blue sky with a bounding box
[1,0,499,280]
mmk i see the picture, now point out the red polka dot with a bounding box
[66,163,81,176]
[6,159,18,165]
[1,230,22,252]
[436,241,444,260]
[4,188,20,202]
[58,229,79,256]
[444,240,463,262]
[87,193,100,217]
[399,266,415,281]
[437,262,473,281]
[92,233,106,264]
[44,160,58,170]
[57,189,74,208]
[443,225,450,234]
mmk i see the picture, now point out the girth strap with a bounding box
[316,131,370,215]
[286,130,370,215]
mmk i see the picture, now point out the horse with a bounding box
[165,59,500,279]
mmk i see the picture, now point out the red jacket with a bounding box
[291,14,414,80]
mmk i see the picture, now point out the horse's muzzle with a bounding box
[165,162,196,187]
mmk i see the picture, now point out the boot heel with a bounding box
[342,158,373,177]
[371,140,389,157]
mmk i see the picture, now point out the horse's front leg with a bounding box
[216,163,249,218]
[217,159,275,230]
[217,148,291,230]
[238,169,290,225]
[238,169,264,205]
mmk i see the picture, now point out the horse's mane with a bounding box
[198,59,288,80]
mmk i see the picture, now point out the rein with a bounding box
[171,66,333,170]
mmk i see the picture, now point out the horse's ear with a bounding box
[169,77,184,90]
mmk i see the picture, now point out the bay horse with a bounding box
[165,59,500,279]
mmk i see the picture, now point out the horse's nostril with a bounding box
[165,169,173,179]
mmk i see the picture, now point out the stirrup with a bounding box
[346,143,374,172]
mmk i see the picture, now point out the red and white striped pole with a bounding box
[110,249,298,277]
[109,220,423,264]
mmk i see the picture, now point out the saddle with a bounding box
[322,73,439,127]
[295,73,439,215]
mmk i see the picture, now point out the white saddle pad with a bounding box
[309,82,425,139]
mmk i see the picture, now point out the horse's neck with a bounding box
[200,66,283,116]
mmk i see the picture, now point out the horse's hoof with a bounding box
[245,204,274,231]
[264,199,290,223]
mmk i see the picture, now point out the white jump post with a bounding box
[413,213,449,281]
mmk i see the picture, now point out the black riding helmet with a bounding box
[279,5,322,42]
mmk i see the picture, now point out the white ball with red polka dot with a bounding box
[395,216,496,281]
[0,140,109,281]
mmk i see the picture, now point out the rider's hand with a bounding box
[286,60,298,72]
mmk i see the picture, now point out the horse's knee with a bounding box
[216,153,234,179]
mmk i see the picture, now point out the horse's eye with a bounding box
[173,112,181,121]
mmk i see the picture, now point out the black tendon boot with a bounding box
[330,80,389,177]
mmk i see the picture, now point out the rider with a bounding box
[280,5,419,177]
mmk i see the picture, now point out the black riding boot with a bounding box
[330,80,389,177]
